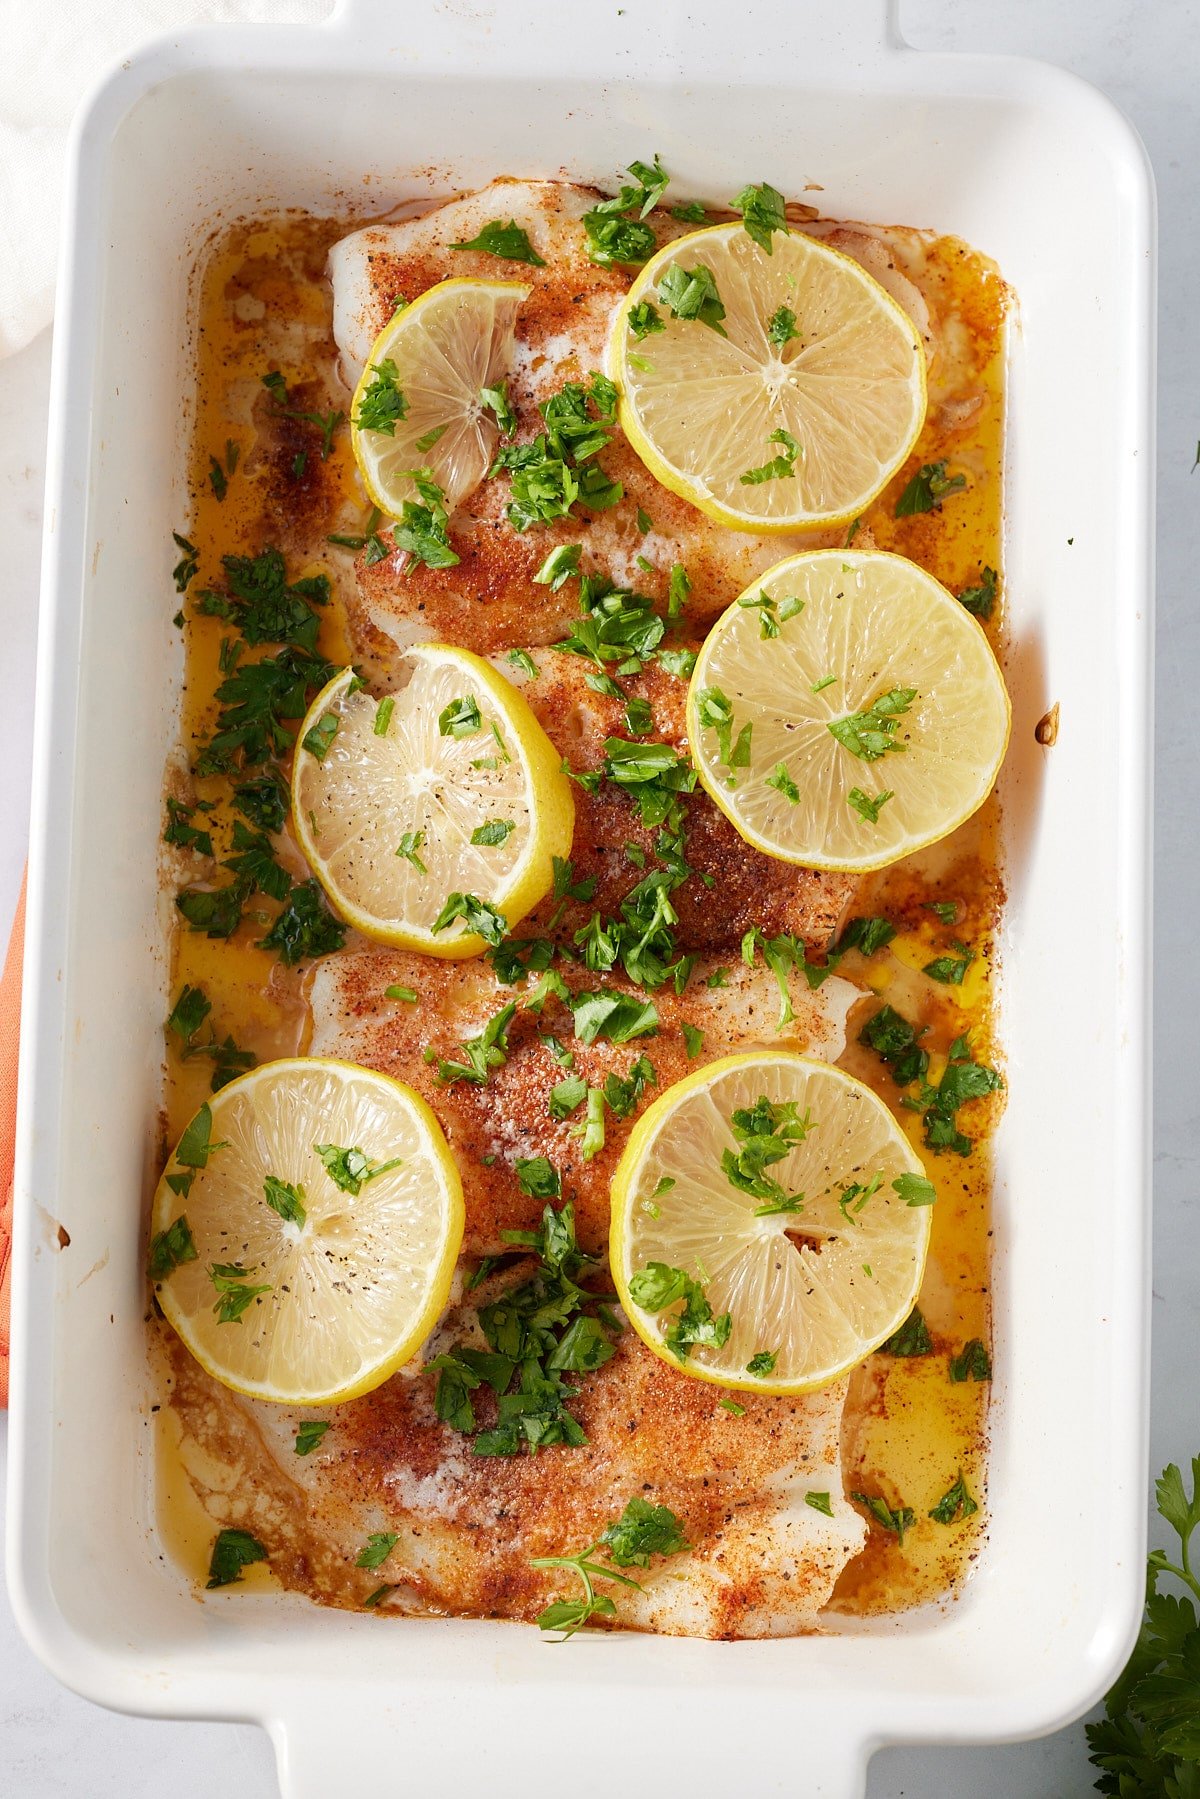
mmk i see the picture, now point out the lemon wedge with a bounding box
[351,277,529,518]
[610,222,926,532]
[686,549,1010,872]
[610,1052,932,1394]
[293,647,573,956]
[150,1058,464,1404]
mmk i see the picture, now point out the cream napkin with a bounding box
[0,0,332,359]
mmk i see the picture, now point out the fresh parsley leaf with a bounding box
[924,899,959,925]
[385,984,418,1003]
[163,797,214,858]
[895,460,967,517]
[302,712,338,760]
[569,990,659,1045]
[682,1022,703,1058]
[533,544,582,590]
[480,381,518,437]
[627,1261,731,1362]
[439,694,482,737]
[148,1214,198,1281]
[450,220,546,265]
[431,892,508,947]
[472,818,515,847]
[670,200,709,222]
[356,1532,399,1569]
[929,1470,979,1525]
[948,1339,992,1383]
[924,948,974,985]
[206,1528,267,1589]
[767,304,799,346]
[657,261,727,335]
[532,1495,688,1638]
[740,427,801,485]
[176,1102,227,1169]
[263,1174,306,1227]
[696,686,752,773]
[628,300,664,340]
[374,696,395,735]
[599,1497,689,1567]
[958,566,998,620]
[172,531,199,592]
[828,687,917,761]
[258,879,345,965]
[746,1349,777,1377]
[194,644,337,775]
[806,1491,834,1516]
[859,1004,930,1087]
[851,1489,915,1545]
[207,455,228,501]
[396,829,427,873]
[848,786,893,823]
[731,181,789,253]
[232,769,289,833]
[294,1420,330,1455]
[313,1143,402,1196]
[515,1156,562,1199]
[879,1307,933,1357]
[199,549,330,652]
[766,762,800,803]
[892,1171,937,1207]
[657,647,696,679]
[222,820,291,901]
[392,469,459,569]
[436,1001,516,1086]
[209,1262,271,1324]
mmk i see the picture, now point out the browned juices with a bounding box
[159,207,1008,1620]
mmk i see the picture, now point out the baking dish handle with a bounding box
[325,0,903,68]
[269,1709,871,1797]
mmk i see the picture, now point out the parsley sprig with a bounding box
[532,1496,689,1639]
[1087,1457,1200,1789]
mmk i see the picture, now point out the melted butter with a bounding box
[161,211,1009,1624]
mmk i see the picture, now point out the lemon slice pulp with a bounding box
[351,278,530,517]
[610,223,926,532]
[610,1052,932,1394]
[686,549,1010,872]
[150,1058,464,1404]
[293,647,574,956]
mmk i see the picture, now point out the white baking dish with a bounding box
[5,1,1155,1793]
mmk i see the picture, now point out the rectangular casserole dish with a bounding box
[5,2,1155,1793]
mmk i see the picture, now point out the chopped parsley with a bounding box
[657,261,727,335]
[385,984,418,1004]
[356,1532,400,1569]
[294,1420,330,1456]
[766,762,800,803]
[858,1004,930,1087]
[722,1094,813,1211]
[439,694,482,737]
[682,1022,703,1058]
[396,829,427,872]
[627,1261,731,1363]
[828,687,917,761]
[263,1174,306,1227]
[450,219,546,265]
[581,157,667,268]
[313,1144,403,1196]
[206,1528,267,1589]
[848,786,894,824]
[924,945,975,984]
[163,796,214,859]
[166,984,255,1093]
[472,818,515,847]
[806,1491,834,1516]
[958,566,998,620]
[515,1156,561,1199]
[431,892,508,947]
[767,304,799,346]
[172,531,200,592]
[301,712,338,760]
[628,300,664,339]
[353,358,408,435]
[257,880,345,965]
[436,1001,516,1086]
[895,459,967,516]
[148,1214,197,1281]
[569,990,659,1044]
[232,769,289,833]
[740,427,801,485]
[480,381,518,437]
[852,1490,916,1545]
[731,181,789,253]
[393,468,459,570]
[696,686,751,773]
[929,1471,979,1525]
[209,1262,271,1324]
[197,547,330,652]
[746,1349,778,1377]
[948,1338,992,1383]
[374,695,395,735]
[879,1307,933,1357]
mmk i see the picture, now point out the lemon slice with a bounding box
[293,647,573,955]
[610,223,926,532]
[150,1058,464,1404]
[686,549,1010,872]
[610,1052,932,1394]
[351,278,530,517]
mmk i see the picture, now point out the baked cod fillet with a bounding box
[160,951,863,1638]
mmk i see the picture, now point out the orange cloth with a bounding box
[0,871,26,1407]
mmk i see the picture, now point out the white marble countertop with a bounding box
[3,1,1197,1791]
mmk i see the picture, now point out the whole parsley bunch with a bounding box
[1088,1458,1200,1792]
